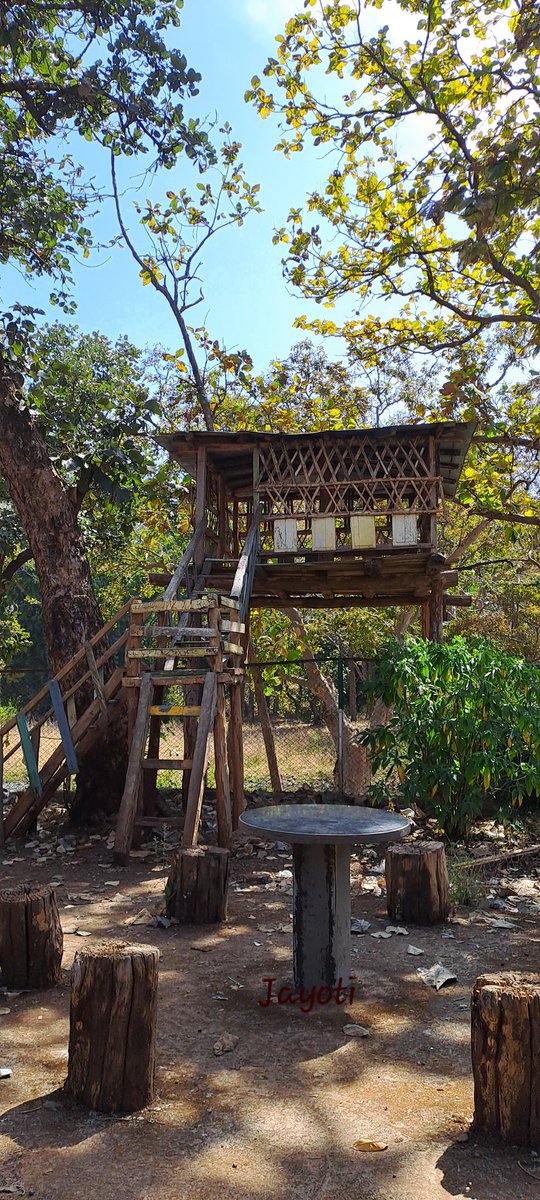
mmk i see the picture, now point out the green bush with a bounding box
[359,637,540,838]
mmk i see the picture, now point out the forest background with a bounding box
[1,0,539,725]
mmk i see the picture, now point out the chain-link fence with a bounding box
[152,655,375,796]
[0,656,375,800]
[0,669,57,791]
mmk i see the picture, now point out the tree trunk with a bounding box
[165,846,230,923]
[66,941,159,1113]
[0,884,63,987]
[0,382,127,818]
[471,972,540,1147]
[285,608,371,798]
[0,384,103,675]
[385,841,449,924]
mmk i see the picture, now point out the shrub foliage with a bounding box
[360,637,540,837]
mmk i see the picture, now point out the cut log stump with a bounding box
[0,884,63,988]
[472,973,540,1148]
[385,840,449,924]
[65,941,159,1113]
[165,846,230,924]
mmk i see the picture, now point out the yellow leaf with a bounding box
[352,1140,388,1153]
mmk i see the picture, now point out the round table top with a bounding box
[239,804,411,846]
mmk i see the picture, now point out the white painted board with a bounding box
[312,516,336,550]
[274,518,298,552]
[391,514,418,546]
[351,513,376,548]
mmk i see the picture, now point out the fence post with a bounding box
[337,655,344,795]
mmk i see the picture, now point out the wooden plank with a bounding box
[15,714,43,798]
[182,673,217,848]
[228,681,245,829]
[122,672,240,687]
[392,513,418,546]
[221,620,245,634]
[127,648,217,659]
[148,705,201,717]
[143,758,193,770]
[222,640,244,656]
[274,518,298,553]
[248,643,282,797]
[48,680,79,775]
[163,518,206,602]
[84,644,108,716]
[114,674,153,863]
[351,513,376,549]
[219,596,241,611]
[312,516,336,551]
[131,597,216,614]
[128,626,218,639]
[210,607,232,851]
[0,735,4,849]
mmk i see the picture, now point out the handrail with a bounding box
[163,518,206,602]
[0,599,132,740]
[230,502,262,623]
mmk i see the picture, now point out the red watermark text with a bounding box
[258,976,356,1013]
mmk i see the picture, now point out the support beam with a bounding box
[429,575,444,642]
[248,641,282,797]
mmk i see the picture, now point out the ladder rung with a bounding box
[222,620,245,634]
[219,596,241,611]
[223,641,244,655]
[129,626,218,639]
[131,597,217,613]
[128,648,217,659]
[143,758,193,770]
[148,705,201,717]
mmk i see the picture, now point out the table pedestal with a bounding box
[292,843,351,991]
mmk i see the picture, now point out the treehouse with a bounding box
[1,419,476,855]
[159,420,476,636]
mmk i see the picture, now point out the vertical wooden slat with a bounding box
[248,641,282,797]
[0,733,5,849]
[209,606,232,850]
[182,673,217,848]
[15,714,43,798]
[48,681,79,775]
[114,674,153,864]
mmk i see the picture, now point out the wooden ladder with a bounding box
[112,593,244,864]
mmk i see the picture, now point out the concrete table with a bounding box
[239,804,411,991]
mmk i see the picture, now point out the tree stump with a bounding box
[472,973,540,1147]
[165,846,230,923]
[65,941,159,1113]
[0,884,63,988]
[385,840,449,924]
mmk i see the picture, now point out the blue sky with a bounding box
[5,0,347,374]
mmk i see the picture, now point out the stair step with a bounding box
[128,648,218,659]
[129,626,218,639]
[143,758,193,770]
[148,705,201,717]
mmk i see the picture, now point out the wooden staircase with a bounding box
[0,506,261,850]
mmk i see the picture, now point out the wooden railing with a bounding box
[0,600,132,843]
[230,502,263,623]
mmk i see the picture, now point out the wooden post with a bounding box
[0,735,4,850]
[0,884,63,988]
[248,641,282,797]
[195,447,207,570]
[182,672,217,847]
[429,575,444,642]
[421,600,430,639]
[114,674,153,865]
[472,973,540,1147]
[348,656,358,722]
[165,846,230,923]
[209,605,232,849]
[385,841,449,924]
[65,942,159,1113]
[228,679,245,829]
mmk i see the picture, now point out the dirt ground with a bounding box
[1,811,540,1200]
